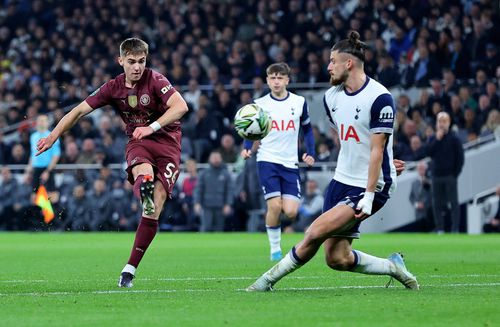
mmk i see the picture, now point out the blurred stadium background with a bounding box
[0,0,499,233]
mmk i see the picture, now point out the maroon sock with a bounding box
[133,175,145,200]
[127,216,159,268]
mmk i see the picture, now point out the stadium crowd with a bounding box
[0,0,499,231]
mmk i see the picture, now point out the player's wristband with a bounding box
[149,121,161,132]
[363,191,375,201]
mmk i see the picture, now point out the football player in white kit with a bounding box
[247,32,419,291]
[241,63,316,261]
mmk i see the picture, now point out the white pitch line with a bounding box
[1,274,500,284]
[1,282,500,297]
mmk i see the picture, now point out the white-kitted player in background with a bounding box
[240,62,315,261]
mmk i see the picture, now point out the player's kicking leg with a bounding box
[119,167,166,287]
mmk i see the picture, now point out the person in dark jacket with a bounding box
[193,150,233,232]
[425,112,464,233]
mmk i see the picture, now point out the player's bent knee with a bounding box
[303,228,326,245]
[267,199,282,215]
[283,208,298,219]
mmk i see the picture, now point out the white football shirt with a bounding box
[323,77,397,195]
[254,92,310,168]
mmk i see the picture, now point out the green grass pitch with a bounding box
[1,233,499,326]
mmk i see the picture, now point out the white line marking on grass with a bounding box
[2,274,500,284]
[1,282,500,297]
[0,280,47,283]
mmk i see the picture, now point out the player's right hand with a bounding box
[36,136,55,156]
[240,149,252,159]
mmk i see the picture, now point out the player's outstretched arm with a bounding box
[132,92,188,140]
[36,101,94,156]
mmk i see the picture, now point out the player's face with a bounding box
[327,51,349,86]
[266,73,289,95]
[119,53,147,84]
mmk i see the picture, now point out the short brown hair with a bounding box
[119,38,149,57]
[331,31,368,62]
[266,62,291,76]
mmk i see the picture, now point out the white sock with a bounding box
[351,250,394,275]
[266,225,281,253]
[122,264,136,276]
[264,250,302,284]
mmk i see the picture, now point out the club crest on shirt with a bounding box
[140,94,151,106]
[128,95,138,108]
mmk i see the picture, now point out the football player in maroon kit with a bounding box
[36,38,188,288]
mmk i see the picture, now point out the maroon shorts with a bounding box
[125,138,181,198]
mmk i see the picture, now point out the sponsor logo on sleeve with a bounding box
[160,85,173,94]
[379,106,394,123]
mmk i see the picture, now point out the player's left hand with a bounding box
[132,126,154,140]
[393,159,406,176]
[355,191,374,219]
[302,153,315,167]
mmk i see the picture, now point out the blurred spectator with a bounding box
[59,141,79,164]
[65,184,91,231]
[376,54,400,88]
[409,161,433,231]
[235,149,265,232]
[0,132,11,164]
[477,94,492,126]
[114,181,141,231]
[442,69,459,95]
[252,77,266,99]
[0,167,18,230]
[76,138,97,164]
[485,82,499,109]
[193,107,221,163]
[26,114,61,192]
[194,151,233,232]
[316,142,338,163]
[423,112,464,233]
[180,159,199,230]
[184,79,201,111]
[480,109,500,138]
[459,108,482,143]
[409,135,425,161]
[413,44,440,87]
[88,178,115,231]
[7,143,29,168]
[217,134,238,163]
[285,179,324,233]
[483,43,500,78]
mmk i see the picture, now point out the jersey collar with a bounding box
[270,91,290,101]
[344,76,370,96]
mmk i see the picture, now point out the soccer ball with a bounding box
[234,103,272,141]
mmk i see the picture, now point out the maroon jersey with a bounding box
[86,68,181,150]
